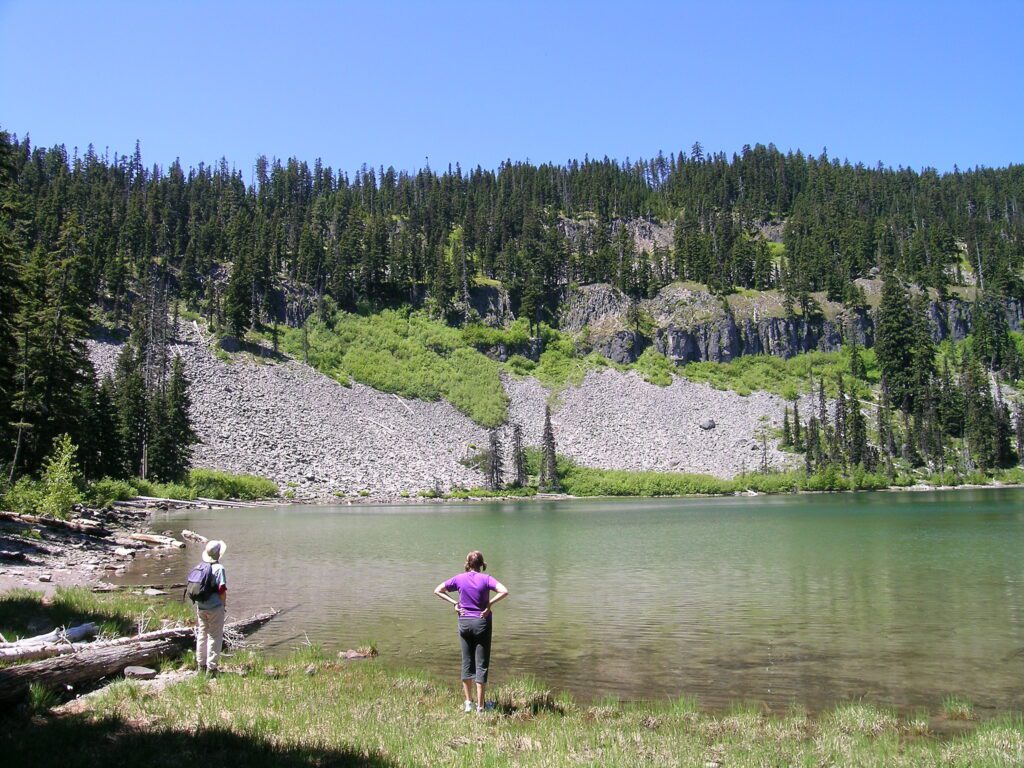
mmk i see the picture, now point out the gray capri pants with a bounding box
[458,617,492,683]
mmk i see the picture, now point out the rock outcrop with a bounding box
[469,283,513,327]
[563,280,1023,365]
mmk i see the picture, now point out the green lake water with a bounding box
[128,489,1024,712]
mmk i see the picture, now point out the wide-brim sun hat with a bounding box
[202,539,227,564]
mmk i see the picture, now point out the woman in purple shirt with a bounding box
[434,550,509,713]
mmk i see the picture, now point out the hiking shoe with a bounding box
[463,700,473,713]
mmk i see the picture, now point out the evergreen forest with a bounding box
[2,128,1024,496]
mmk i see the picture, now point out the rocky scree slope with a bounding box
[88,323,798,498]
[88,324,490,499]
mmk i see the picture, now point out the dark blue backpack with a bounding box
[185,562,216,603]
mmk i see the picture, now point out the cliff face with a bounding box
[654,307,873,364]
[564,282,1023,365]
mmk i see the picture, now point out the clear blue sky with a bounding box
[1,1,1021,176]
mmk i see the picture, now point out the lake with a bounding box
[124,489,1024,712]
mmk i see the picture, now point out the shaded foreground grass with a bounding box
[4,649,1022,767]
[0,586,194,641]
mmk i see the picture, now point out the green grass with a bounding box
[186,469,278,500]
[85,471,277,507]
[527,451,893,498]
[445,486,538,499]
[3,649,1020,767]
[278,308,509,428]
[943,696,976,721]
[679,347,880,399]
[0,586,194,642]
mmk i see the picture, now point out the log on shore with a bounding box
[0,610,278,705]
[91,581,185,593]
[0,622,97,652]
[0,510,109,537]
[128,533,185,549]
[132,495,203,506]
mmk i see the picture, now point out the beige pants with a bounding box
[196,605,225,671]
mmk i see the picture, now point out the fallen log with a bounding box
[91,581,185,593]
[193,497,258,508]
[128,533,184,549]
[0,610,278,705]
[0,623,100,663]
[0,510,109,537]
[133,495,203,506]
[0,622,97,651]
[181,529,208,543]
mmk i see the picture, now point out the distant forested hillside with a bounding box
[5,134,1023,335]
[2,129,1024,484]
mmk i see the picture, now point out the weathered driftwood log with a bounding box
[128,533,185,548]
[0,622,97,653]
[0,610,278,705]
[193,497,254,508]
[0,510,109,537]
[133,495,202,506]
[181,529,208,543]
[91,581,185,593]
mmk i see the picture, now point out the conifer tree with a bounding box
[0,133,23,467]
[961,349,998,470]
[149,356,197,482]
[847,395,867,467]
[806,416,820,471]
[113,345,148,478]
[781,406,792,447]
[877,377,894,459]
[835,375,847,448]
[539,405,559,491]
[792,401,802,450]
[1014,402,1024,467]
[875,274,916,411]
[510,422,527,488]
[486,428,504,491]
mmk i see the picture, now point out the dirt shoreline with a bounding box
[0,505,163,596]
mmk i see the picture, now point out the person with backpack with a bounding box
[186,539,228,676]
[433,550,509,713]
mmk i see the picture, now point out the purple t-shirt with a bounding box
[444,571,498,618]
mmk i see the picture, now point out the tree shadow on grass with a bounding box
[0,711,401,768]
[0,589,176,639]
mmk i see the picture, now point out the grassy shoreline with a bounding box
[3,647,1022,767]
[3,586,1022,766]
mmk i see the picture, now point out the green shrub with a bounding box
[87,477,136,507]
[130,478,197,500]
[560,464,736,497]
[679,348,879,399]
[632,348,674,386]
[278,310,508,427]
[446,486,538,499]
[187,469,278,500]
[37,434,84,518]
[3,476,44,514]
